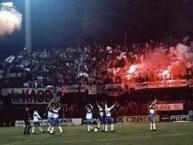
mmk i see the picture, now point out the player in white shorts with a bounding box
[85,104,94,132]
[32,109,45,134]
[105,102,117,132]
[49,103,63,134]
[96,101,105,131]
[45,102,54,133]
[149,99,157,131]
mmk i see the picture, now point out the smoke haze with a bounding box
[0,5,22,37]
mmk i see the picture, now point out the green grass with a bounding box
[0,122,192,145]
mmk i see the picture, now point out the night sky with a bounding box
[0,0,193,53]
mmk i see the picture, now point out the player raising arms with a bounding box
[104,101,117,132]
[149,98,157,131]
[49,102,64,134]
[44,101,54,133]
[96,101,105,131]
[85,103,94,132]
[45,86,63,134]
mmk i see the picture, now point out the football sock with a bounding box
[98,122,100,128]
[87,125,90,132]
[153,123,156,130]
[111,124,114,131]
[105,125,108,132]
[150,123,153,130]
[47,125,51,132]
[50,126,54,134]
[58,126,63,133]
[32,126,35,133]
[39,127,43,132]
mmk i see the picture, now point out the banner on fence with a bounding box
[1,79,193,103]
[61,85,86,93]
[2,88,60,104]
[135,79,188,90]
[118,115,160,123]
[170,115,191,121]
[155,103,183,111]
[160,114,191,122]
[15,118,82,127]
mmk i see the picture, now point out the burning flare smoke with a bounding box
[0,3,22,37]
[126,44,193,80]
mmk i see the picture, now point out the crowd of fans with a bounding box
[1,39,193,88]
[1,40,193,126]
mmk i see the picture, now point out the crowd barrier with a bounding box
[116,115,160,123]
[15,118,82,127]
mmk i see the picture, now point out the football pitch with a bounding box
[0,122,192,145]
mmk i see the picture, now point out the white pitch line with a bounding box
[18,132,193,145]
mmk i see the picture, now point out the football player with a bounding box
[32,109,45,134]
[85,104,94,132]
[149,99,157,131]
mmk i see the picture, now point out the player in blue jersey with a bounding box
[96,101,105,131]
[85,103,94,132]
[149,99,157,131]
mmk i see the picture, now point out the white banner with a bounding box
[15,118,82,127]
[135,79,188,90]
[170,115,190,121]
[155,103,184,111]
[61,85,86,93]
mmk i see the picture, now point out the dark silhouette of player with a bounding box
[23,107,31,135]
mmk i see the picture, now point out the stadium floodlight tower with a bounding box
[25,0,32,54]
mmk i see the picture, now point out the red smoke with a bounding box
[107,43,193,83]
